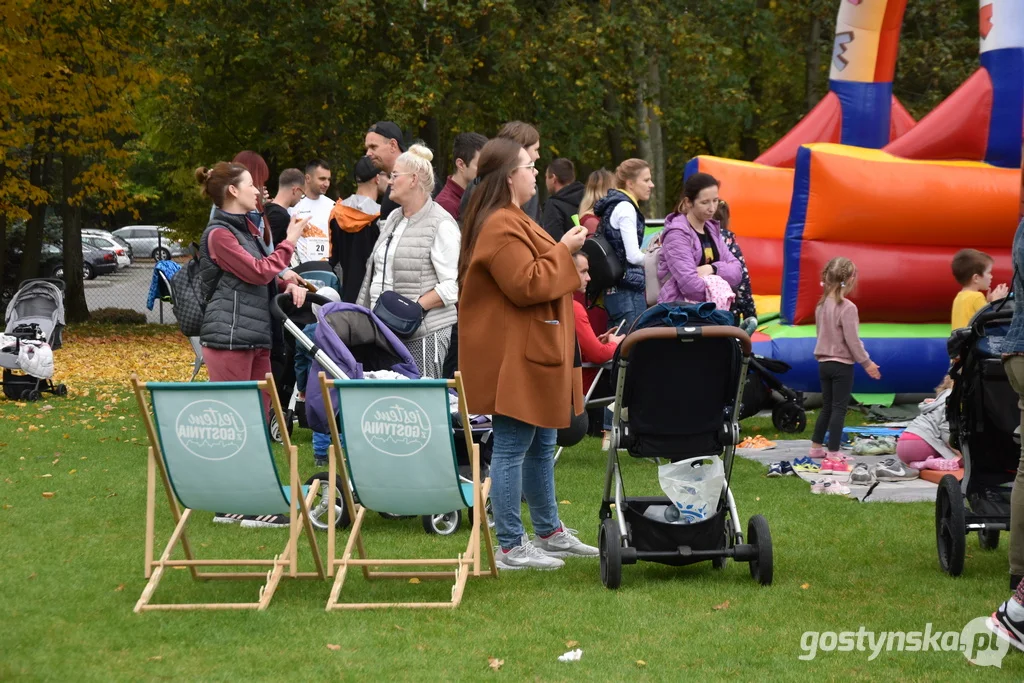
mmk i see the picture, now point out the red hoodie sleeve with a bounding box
[207,227,294,286]
[574,300,617,364]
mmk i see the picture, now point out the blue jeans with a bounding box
[313,430,330,458]
[603,288,647,333]
[490,414,560,549]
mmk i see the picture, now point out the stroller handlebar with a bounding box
[618,325,752,361]
[270,291,332,324]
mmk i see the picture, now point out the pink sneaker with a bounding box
[809,446,826,459]
[823,454,851,474]
[819,458,835,475]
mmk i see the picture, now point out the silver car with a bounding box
[112,225,186,261]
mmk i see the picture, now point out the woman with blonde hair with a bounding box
[357,143,460,378]
[592,158,655,331]
[577,169,616,235]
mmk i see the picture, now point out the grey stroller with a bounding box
[1,278,67,400]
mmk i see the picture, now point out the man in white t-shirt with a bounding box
[288,158,335,264]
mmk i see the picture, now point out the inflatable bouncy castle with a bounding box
[685,0,1024,394]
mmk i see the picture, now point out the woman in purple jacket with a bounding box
[657,173,742,306]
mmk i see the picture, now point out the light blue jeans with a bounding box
[313,430,331,458]
[603,287,647,334]
[491,414,560,549]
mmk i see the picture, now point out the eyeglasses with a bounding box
[516,163,536,171]
[389,171,413,180]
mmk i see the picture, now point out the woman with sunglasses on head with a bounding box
[356,144,460,379]
[459,138,598,571]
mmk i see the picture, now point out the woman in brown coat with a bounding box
[459,138,598,571]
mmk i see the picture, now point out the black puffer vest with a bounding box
[594,189,646,291]
[198,210,275,350]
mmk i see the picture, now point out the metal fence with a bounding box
[76,219,670,325]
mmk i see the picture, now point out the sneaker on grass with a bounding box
[989,598,1024,653]
[494,542,565,570]
[240,514,290,528]
[766,462,783,478]
[212,513,248,524]
[532,527,599,558]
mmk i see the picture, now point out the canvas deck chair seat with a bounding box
[132,373,324,612]
[320,371,496,610]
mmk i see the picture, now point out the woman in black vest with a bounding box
[592,159,654,332]
[194,162,307,406]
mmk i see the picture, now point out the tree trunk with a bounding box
[647,51,666,218]
[805,16,822,112]
[61,153,88,322]
[603,90,626,167]
[20,130,49,282]
[0,163,7,296]
[633,44,660,218]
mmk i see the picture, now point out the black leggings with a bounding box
[811,361,855,452]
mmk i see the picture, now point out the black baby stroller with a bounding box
[271,292,491,536]
[599,321,773,588]
[938,303,1019,576]
[1,278,68,401]
[738,355,806,433]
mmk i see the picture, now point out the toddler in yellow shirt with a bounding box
[951,248,1008,329]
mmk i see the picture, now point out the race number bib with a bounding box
[293,224,330,265]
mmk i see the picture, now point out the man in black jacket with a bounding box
[540,158,585,240]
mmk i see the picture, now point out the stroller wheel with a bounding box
[54,384,68,397]
[935,474,966,576]
[26,389,41,402]
[747,515,773,586]
[772,401,806,434]
[303,473,350,530]
[422,510,462,535]
[979,528,1000,550]
[599,518,622,589]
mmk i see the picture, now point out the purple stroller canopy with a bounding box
[305,302,420,433]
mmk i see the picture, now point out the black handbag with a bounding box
[371,231,424,337]
[373,290,424,338]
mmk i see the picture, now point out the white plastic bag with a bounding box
[657,456,724,524]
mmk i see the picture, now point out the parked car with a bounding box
[83,228,133,263]
[81,233,130,269]
[6,242,116,283]
[112,225,186,261]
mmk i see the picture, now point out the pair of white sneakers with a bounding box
[495,528,599,571]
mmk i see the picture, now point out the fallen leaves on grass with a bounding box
[27,573,36,580]
[800,583,810,590]
[115,584,125,592]
[565,640,578,648]
[41,492,54,498]
[636,660,647,667]
[326,644,341,651]
[487,657,504,671]
[55,329,207,386]
[713,600,730,611]
[408,578,420,584]
[148,656,162,662]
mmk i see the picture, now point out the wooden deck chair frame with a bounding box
[320,371,496,610]
[132,372,325,612]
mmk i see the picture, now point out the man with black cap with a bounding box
[364,121,406,221]
[328,156,387,302]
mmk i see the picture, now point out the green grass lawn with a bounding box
[1,380,1020,680]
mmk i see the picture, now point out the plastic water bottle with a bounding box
[664,505,680,522]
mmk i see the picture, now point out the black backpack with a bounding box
[170,243,222,337]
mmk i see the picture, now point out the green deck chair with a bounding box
[320,371,496,610]
[132,373,324,612]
